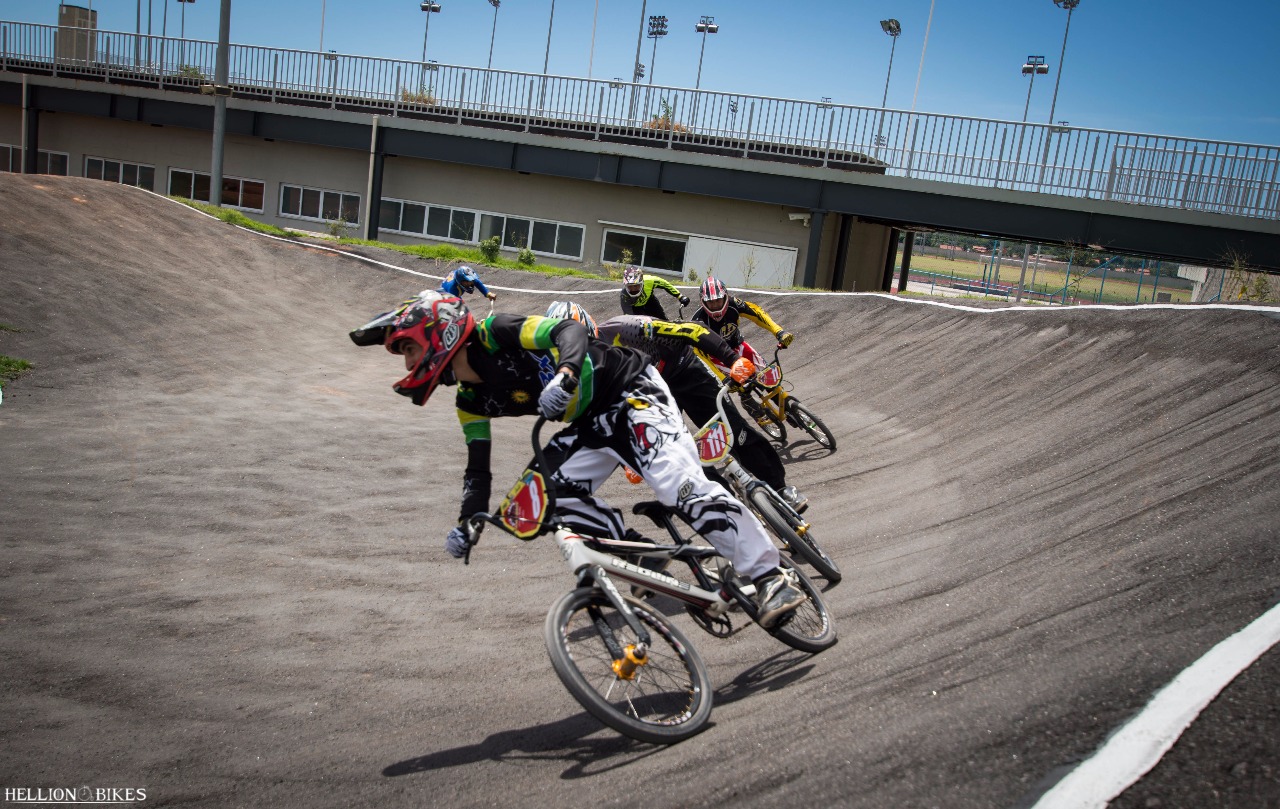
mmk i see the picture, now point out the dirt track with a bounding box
[1,174,1277,808]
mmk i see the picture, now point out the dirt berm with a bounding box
[2,174,1277,808]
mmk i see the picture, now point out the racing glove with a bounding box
[538,371,579,419]
[486,291,498,301]
[679,294,691,306]
[445,525,471,559]
[776,330,795,348]
[730,356,756,384]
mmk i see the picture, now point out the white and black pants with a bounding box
[540,366,781,580]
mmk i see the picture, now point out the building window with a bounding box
[0,146,69,175]
[280,183,360,225]
[85,156,155,190]
[602,229,687,273]
[169,169,266,212]
[377,197,584,259]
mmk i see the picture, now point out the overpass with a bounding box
[3,19,1278,284]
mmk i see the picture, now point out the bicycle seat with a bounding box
[631,501,669,522]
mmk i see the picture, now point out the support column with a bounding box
[363,116,385,241]
[897,231,915,293]
[801,209,827,289]
[830,213,852,291]
[21,75,40,174]
[881,227,900,292]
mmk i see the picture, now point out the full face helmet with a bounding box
[455,265,479,292]
[699,276,730,319]
[384,292,475,405]
[622,265,643,297]
[545,300,598,337]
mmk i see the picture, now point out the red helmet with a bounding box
[385,292,475,406]
[699,276,729,319]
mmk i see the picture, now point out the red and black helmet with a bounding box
[385,292,475,406]
[699,276,729,319]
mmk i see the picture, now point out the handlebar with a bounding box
[457,416,556,564]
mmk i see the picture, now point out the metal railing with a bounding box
[3,20,1278,222]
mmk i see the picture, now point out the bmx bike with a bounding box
[461,417,837,744]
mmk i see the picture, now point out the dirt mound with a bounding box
[1,173,1277,809]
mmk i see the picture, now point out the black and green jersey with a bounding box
[455,313,650,521]
[620,274,684,319]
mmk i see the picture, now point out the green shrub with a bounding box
[479,236,501,263]
[517,247,536,266]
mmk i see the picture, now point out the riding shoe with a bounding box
[779,485,809,514]
[753,568,806,628]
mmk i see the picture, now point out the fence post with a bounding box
[104,38,111,84]
[271,53,278,102]
[524,81,534,132]
[821,106,836,167]
[994,129,1008,188]
[741,102,754,158]
[158,38,165,89]
[392,65,400,117]
[1085,138,1100,199]
[904,119,919,178]
[329,57,337,109]
[593,85,604,141]
[456,74,466,123]
[2,26,7,74]
[667,97,678,148]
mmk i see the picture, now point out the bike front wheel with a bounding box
[747,488,842,585]
[544,586,713,745]
[787,399,836,451]
[741,390,787,441]
[766,559,838,654]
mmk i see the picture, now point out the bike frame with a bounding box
[693,377,812,532]
[464,417,752,658]
[739,343,792,423]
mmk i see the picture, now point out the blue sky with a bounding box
[10,0,1280,144]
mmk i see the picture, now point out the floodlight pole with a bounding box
[1047,0,1079,126]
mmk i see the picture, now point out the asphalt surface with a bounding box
[1,174,1277,808]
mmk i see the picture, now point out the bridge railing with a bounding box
[3,20,1277,221]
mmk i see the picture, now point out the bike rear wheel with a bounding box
[787,399,837,451]
[747,488,842,585]
[544,586,713,744]
[765,559,838,654]
[741,390,787,441]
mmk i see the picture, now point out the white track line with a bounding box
[152,189,1277,313]
[1030,601,1280,809]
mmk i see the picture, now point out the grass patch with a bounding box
[334,237,603,280]
[0,355,33,387]
[174,197,304,238]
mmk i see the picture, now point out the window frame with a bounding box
[601,227,688,276]
[168,167,267,213]
[0,146,69,175]
[278,182,361,226]
[376,195,585,260]
[84,155,155,190]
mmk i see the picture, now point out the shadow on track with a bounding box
[382,713,668,779]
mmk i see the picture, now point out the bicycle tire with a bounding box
[544,586,713,745]
[740,390,787,441]
[787,399,837,451]
[747,488,843,585]
[765,559,838,654]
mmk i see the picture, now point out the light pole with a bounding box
[484,0,500,108]
[542,0,556,76]
[486,0,500,72]
[627,0,648,119]
[419,1,440,92]
[1021,55,1047,122]
[646,15,667,86]
[1046,0,1079,126]
[875,19,900,160]
[316,0,326,87]
[178,0,195,68]
[878,18,900,108]
[693,15,718,90]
